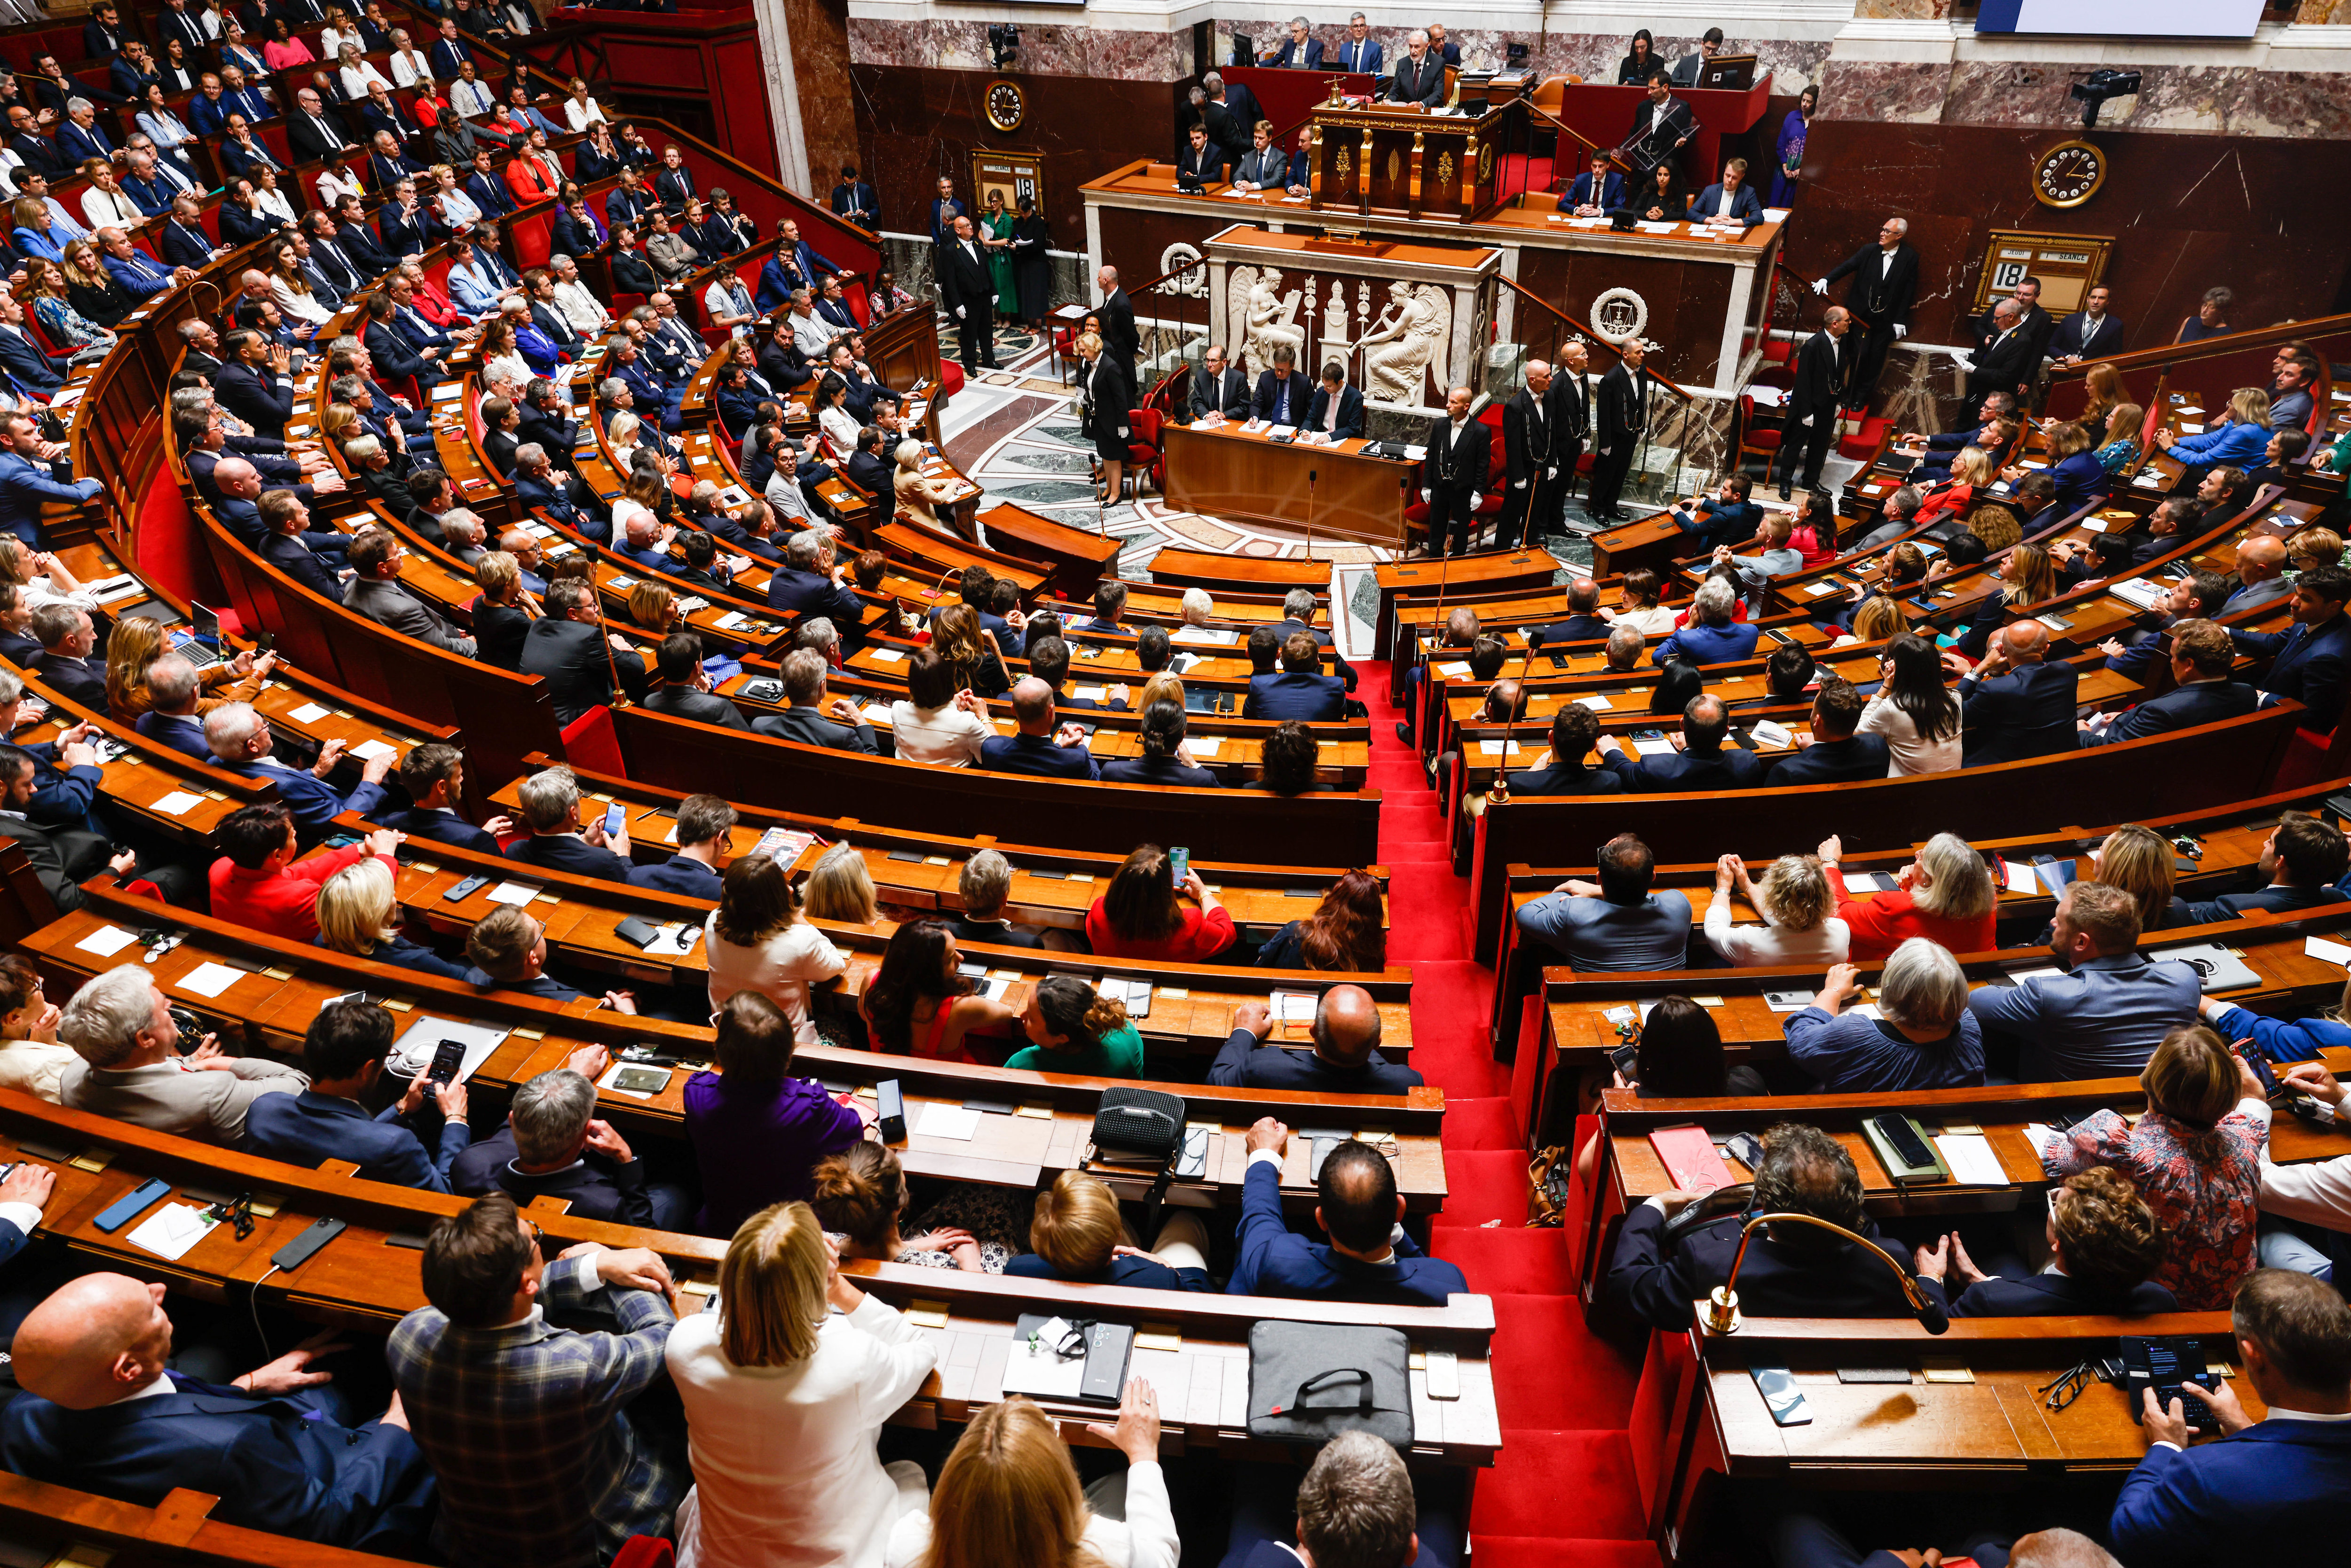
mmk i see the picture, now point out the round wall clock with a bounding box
[2032,139,2106,209]
[985,79,1026,133]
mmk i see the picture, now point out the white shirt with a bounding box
[254,187,297,226]
[388,49,431,87]
[1880,246,1898,277]
[1703,891,1851,966]
[272,276,333,326]
[82,187,142,228]
[1857,690,1962,777]
[564,97,606,133]
[1713,185,1737,218]
[702,913,848,1046]
[886,1461,1176,1568]
[888,699,990,767]
[553,278,610,333]
[819,404,861,456]
[340,62,392,98]
[315,166,367,208]
[669,1297,937,1568]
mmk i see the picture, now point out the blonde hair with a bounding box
[2105,402,2143,449]
[1757,854,1831,932]
[921,1397,1097,1568]
[2290,527,2343,571]
[1912,832,1995,923]
[1949,446,1994,487]
[803,841,878,925]
[2003,543,2055,606]
[2094,824,2177,930]
[2141,1024,2237,1128]
[628,580,675,630]
[0,536,27,586]
[315,857,400,954]
[476,550,520,600]
[717,1201,828,1368]
[1850,595,1907,643]
[2227,386,2272,429]
[321,402,360,443]
[103,615,167,716]
[1135,670,1185,714]
[1074,331,1103,358]
[1028,1170,1123,1275]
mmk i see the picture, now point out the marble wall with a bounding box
[845,17,1187,80]
[1815,56,2351,136]
[1197,22,1834,93]
[786,0,861,185]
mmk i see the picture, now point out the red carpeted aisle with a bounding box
[1357,660,1656,1568]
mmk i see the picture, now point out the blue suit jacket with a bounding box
[1266,36,1324,67]
[0,330,67,397]
[134,709,212,762]
[1768,732,1890,784]
[504,831,633,882]
[2183,881,2349,925]
[0,451,97,546]
[1686,182,1764,226]
[1967,949,2201,1081]
[1958,659,2078,765]
[1608,1201,1946,1333]
[2236,615,2351,734]
[1566,170,1625,209]
[1227,1159,1465,1305]
[1304,384,1365,440]
[219,758,386,832]
[1245,670,1346,722]
[2083,679,2259,747]
[980,732,1100,780]
[0,1379,437,1554]
[629,854,723,898]
[244,1089,470,1190]
[103,249,176,299]
[1653,619,1759,666]
[2109,1419,2351,1568]
[369,805,501,853]
[1329,36,1382,74]
[1949,1269,2176,1318]
[1605,743,1765,793]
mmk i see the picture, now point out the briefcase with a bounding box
[1246,1321,1415,1452]
[1088,1086,1185,1165]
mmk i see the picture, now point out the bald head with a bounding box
[212,457,260,499]
[1009,675,1056,733]
[2008,1531,2122,1568]
[1312,983,1382,1064]
[2238,535,2288,582]
[13,1273,174,1409]
[1998,620,2049,663]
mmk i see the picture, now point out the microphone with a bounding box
[1705,1211,1949,1335]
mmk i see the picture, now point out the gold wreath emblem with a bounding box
[1386,148,1401,185]
[1336,145,1352,181]
[1478,143,1493,183]
[1436,150,1454,187]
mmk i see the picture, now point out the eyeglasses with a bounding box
[2040,1359,2094,1411]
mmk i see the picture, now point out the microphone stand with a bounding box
[1483,633,1538,810]
[1705,1211,1949,1335]
[1304,463,1318,559]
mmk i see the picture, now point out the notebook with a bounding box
[1648,1126,1735,1193]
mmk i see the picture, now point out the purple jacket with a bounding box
[682,1071,862,1236]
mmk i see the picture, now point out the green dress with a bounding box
[982,209,1018,319]
[1003,1022,1146,1077]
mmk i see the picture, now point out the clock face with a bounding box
[985,79,1025,133]
[2033,140,2106,209]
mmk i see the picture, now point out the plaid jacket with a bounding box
[388,1253,683,1568]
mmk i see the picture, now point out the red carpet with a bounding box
[1356,661,1650,1561]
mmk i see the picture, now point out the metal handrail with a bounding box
[1493,273,1692,401]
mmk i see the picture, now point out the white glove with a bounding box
[1891,323,1907,340]
[1799,415,1813,427]
[1469,492,1482,511]
[1546,465,1558,479]
[1513,479,1526,489]
[1810,279,1828,295]
[953,305,965,320]
[1118,425,1129,438]
[1420,488,1432,504]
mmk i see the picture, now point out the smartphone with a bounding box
[1608,1041,1639,1080]
[611,1065,672,1095]
[1870,1112,1937,1170]
[602,804,627,838]
[1751,1365,1812,1426]
[1168,846,1190,884]
[426,1038,466,1086]
[443,874,489,902]
[252,631,277,654]
[1724,1131,1766,1171]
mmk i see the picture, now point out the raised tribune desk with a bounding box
[1164,419,1415,547]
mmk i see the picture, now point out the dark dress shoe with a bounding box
[1394,722,1412,745]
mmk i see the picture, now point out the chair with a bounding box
[1124,406,1165,496]
[1735,392,1782,479]
[1050,314,1079,382]
[609,291,646,316]
[559,704,624,778]
[609,1540,675,1568]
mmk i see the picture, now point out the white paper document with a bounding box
[2307,935,2351,968]
[1933,1133,2006,1186]
[348,740,398,762]
[76,924,138,956]
[2003,861,2040,896]
[289,702,331,722]
[486,882,541,907]
[151,791,203,816]
[127,1202,218,1261]
[174,962,246,999]
[999,1321,1087,1398]
[917,1103,981,1141]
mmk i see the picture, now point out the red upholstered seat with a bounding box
[560,706,624,778]
[938,361,965,398]
[1125,407,1165,494]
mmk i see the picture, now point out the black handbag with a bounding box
[1246,1321,1414,1452]
[1088,1086,1184,1165]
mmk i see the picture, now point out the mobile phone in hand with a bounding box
[1169,846,1190,883]
[602,804,626,837]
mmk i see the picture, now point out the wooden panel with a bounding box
[1164,423,1414,547]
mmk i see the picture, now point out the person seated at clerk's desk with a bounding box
[1331,11,1382,75]
[1688,156,1764,228]
[1669,26,1726,87]
[1304,362,1364,440]
[1212,984,1422,1094]
[1191,343,1251,421]
[2107,1269,2351,1568]
[1563,150,1624,217]
[1607,1121,1951,1332]
[1230,120,1289,192]
[1386,29,1446,108]
[1175,121,1224,187]
[1258,15,1322,67]
[1253,344,1312,425]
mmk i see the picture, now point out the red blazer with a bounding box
[207,844,393,943]
[1084,899,1237,962]
[1826,864,1997,963]
[505,152,560,206]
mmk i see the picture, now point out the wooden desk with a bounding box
[1164,421,1415,548]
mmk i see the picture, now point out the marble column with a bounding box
[750,0,813,193]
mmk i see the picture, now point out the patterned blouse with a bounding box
[2043,1102,2268,1309]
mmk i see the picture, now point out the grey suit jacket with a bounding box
[344,576,477,657]
[60,1057,308,1144]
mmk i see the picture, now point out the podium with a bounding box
[1302,97,1509,223]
